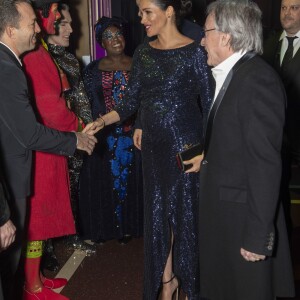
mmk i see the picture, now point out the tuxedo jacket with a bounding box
[263,31,300,161]
[198,55,295,299]
[0,168,10,227]
[0,44,76,199]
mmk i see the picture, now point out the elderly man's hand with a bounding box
[75,132,97,155]
[240,248,266,262]
[0,220,16,252]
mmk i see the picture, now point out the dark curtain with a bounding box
[190,0,207,26]
[112,0,145,56]
[253,0,281,38]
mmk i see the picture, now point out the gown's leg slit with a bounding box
[156,219,180,300]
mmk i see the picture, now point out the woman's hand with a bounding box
[83,118,105,135]
[184,154,203,173]
[133,129,142,150]
[83,111,120,135]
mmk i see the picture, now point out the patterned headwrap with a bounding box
[32,0,61,18]
[94,16,126,44]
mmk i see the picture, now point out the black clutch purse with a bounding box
[176,144,203,171]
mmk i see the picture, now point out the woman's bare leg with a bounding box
[160,231,181,299]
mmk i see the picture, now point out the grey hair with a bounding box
[207,0,263,54]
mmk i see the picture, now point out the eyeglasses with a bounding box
[102,30,123,41]
[204,28,216,34]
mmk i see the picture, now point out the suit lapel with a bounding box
[274,39,282,72]
[203,70,233,155]
[204,52,256,156]
[274,32,300,74]
[0,43,22,69]
[285,44,300,73]
[281,43,300,79]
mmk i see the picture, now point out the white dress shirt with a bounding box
[279,30,300,65]
[211,50,246,102]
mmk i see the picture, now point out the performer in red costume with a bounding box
[22,1,82,299]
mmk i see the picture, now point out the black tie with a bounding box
[281,36,298,69]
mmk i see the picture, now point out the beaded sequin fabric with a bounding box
[47,44,92,124]
[114,41,213,300]
[47,44,93,223]
[78,60,143,242]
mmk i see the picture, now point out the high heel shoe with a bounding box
[118,235,132,245]
[158,274,180,300]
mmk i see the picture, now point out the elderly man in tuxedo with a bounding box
[0,0,96,298]
[186,1,295,299]
[263,0,300,235]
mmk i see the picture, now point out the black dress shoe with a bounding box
[118,235,132,245]
[91,238,106,245]
[67,235,96,253]
[41,239,59,272]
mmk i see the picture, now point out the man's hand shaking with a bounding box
[75,132,97,155]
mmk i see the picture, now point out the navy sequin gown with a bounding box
[79,60,143,241]
[114,42,212,299]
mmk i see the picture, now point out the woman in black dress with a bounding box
[84,1,212,299]
[79,17,143,244]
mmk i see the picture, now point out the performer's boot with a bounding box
[41,239,60,272]
[41,275,67,289]
[23,241,69,300]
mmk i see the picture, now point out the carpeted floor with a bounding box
[49,227,300,300]
[47,165,300,300]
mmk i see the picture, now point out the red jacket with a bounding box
[23,45,77,240]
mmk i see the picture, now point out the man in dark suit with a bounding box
[0,0,96,297]
[263,0,300,235]
[0,169,16,300]
[190,1,295,299]
[0,171,15,254]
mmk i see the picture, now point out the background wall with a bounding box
[112,0,144,56]
[193,0,283,31]
[63,0,90,64]
[66,0,283,64]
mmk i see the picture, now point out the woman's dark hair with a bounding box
[152,0,192,26]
